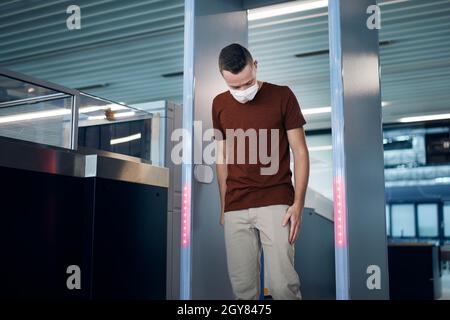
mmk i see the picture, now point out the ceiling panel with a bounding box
[248,0,450,129]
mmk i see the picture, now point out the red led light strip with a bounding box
[182,184,191,247]
[333,175,347,247]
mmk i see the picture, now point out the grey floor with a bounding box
[439,271,450,300]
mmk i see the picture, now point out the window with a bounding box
[391,204,415,237]
[417,204,438,237]
[444,203,450,238]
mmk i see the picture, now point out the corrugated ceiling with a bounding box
[1,0,449,130]
[0,0,185,104]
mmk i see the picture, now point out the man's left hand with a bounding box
[282,203,303,244]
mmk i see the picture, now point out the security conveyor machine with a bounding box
[0,68,171,299]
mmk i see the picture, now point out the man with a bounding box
[211,43,310,300]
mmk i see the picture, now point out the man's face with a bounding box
[221,60,258,91]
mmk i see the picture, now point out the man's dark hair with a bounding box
[218,43,253,74]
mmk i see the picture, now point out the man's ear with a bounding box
[254,60,258,69]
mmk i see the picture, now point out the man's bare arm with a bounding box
[216,139,228,225]
[283,127,310,244]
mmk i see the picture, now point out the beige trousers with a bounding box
[224,204,301,300]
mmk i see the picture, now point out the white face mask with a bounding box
[229,81,259,103]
